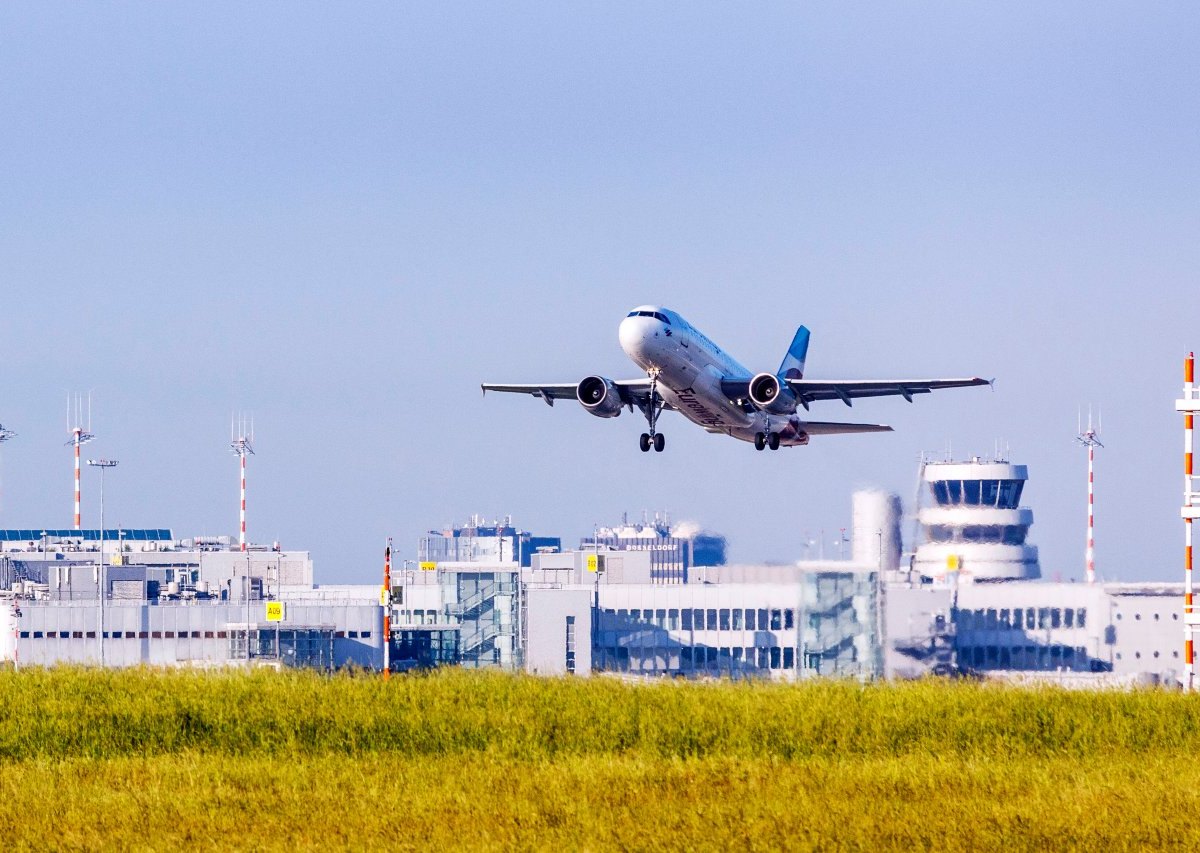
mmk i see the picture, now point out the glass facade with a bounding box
[930,480,1024,508]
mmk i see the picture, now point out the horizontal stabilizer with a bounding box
[803,421,893,436]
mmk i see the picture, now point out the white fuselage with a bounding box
[618,307,811,446]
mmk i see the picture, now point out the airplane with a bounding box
[482,305,989,452]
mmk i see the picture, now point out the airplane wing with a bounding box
[481,379,672,409]
[803,421,894,435]
[721,377,989,408]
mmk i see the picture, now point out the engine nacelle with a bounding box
[748,372,797,415]
[577,376,623,418]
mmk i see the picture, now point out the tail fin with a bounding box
[777,326,810,379]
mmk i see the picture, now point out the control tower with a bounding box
[912,459,1040,582]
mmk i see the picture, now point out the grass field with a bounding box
[0,668,1197,851]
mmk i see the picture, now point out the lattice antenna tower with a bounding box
[66,393,96,530]
[231,414,255,552]
[1076,406,1103,584]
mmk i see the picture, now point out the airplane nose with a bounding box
[619,316,651,359]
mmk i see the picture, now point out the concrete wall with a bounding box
[524,587,592,676]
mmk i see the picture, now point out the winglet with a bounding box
[989,377,996,392]
[481,384,487,397]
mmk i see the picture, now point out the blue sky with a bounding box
[1,4,1196,582]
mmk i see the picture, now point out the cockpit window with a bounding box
[627,310,670,324]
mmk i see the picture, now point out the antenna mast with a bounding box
[1178,353,1198,691]
[0,423,15,518]
[66,394,96,530]
[231,414,255,552]
[1076,407,1103,584]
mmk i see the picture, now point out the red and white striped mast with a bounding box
[66,395,95,531]
[230,415,255,552]
[1076,407,1103,584]
[1178,353,1198,691]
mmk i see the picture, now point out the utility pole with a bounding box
[87,458,118,666]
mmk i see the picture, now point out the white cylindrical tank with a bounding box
[851,490,901,573]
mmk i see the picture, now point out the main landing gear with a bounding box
[754,431,781,451]
[639,370,666,453]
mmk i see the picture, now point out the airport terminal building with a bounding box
[0,461,1188,686]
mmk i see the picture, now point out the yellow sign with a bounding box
[586,555,598,573]
[946,555,961,571]
[265,601,284,622]
[419,561,437,572]
[379,586,389,606]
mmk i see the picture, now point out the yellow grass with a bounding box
[0,668,1196,851]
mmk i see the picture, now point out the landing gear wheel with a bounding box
[653,432,665,453]
[768,432,781,451]
[754,432,766,451]
[640,433,652,452]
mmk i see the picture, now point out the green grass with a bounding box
[0,668,1197,850]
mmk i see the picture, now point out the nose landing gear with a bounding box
[639,370,666,452]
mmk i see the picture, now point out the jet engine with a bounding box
[748,372,798,415]
[576,376,623,418]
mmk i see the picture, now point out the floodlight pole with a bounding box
[88,459,118,666]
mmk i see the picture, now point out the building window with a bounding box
[1051,609,1061,629]
[1134,613,1142,621]
[1078,609,1087,628]
[668,609,679,630]
[770,610,782,631]
[694,609,705,630]
[732,609,743,630]
[1064,609,1074,629]
[745,609,756,631]
[784,609,795,630]
[719,609,731,631]
[769,648,781,669]
[732,647,743,663]
[565,616,577,674]
[706,610,718,631]
[349,631,359,639]
[783,648,795,669]
[758,609,768,631]
[758,647,769,669]
[361,632,372,639]
[682,610,693,631]
[1025,608,1035,630]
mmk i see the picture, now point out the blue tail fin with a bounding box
[777,326,810,379]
